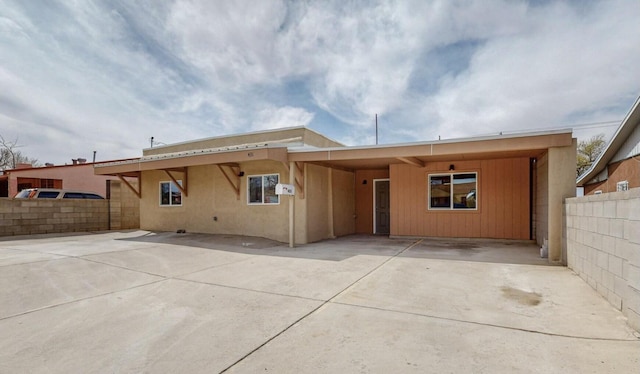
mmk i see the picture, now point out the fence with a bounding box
[565,188,640,331]
[0,180,139,237]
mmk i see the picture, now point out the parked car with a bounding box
[14,188,104,200]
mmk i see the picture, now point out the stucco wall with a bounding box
[305,164,332,243]
[535,153,549,247]
[139,161,292,243]
[0,198,108,236]
[389,158,530,239]
[565,188,640,331]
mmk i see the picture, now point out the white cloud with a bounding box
[252,106,314,131]
[0,0,638,164]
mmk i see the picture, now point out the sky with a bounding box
[1,0,639,166]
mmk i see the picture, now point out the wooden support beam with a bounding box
[163,168,188,197]
[397,156,425,167]
[294,161,305,199]
[117,173,141,199]
[217,164,241,200]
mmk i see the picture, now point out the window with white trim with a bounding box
[616,180,629,192]
[248,174,279,205]
[429,173,477,210]
[160,180,182,206]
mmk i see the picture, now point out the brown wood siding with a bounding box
[390,158,530,239]
[355,169,389,234]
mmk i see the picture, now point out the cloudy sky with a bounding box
[1,0,639,165]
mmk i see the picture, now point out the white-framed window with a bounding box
[248,174,279,205]
[428,172,477,210]
[160,180,182,206]
[616,180,629,192]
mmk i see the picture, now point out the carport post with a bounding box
[289,161,295,248]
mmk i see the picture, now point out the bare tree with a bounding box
[577,134,606,177]
[0,135,39,171]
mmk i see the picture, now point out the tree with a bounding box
[577,134,606,177]
[0,135,39,171]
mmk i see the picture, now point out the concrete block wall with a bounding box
[108,180,140,230]
[565,188,640,331]
[0,198,109,236]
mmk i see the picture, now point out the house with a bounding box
[94,126,576,263]
[0,159,113,198]
[577,96,640,194]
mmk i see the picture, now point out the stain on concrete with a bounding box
[501,287,542,306]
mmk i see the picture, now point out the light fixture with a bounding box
[449,164,455,171]
[362,180,367,185]
[238,171,245,177]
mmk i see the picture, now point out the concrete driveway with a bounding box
[0,231,638,373]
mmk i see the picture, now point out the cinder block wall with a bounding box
[0,198,108,236]
[108,180,140,230]
[565,188,640,331]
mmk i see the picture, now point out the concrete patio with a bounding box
[0,231,638,373]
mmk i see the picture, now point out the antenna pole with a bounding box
[375,114,378,145]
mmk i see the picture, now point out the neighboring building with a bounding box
[95,126,576,263]
[577,96,640,194]
[0,158,132,198]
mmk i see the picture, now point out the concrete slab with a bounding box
[335,256,637,340]
[0,258,162,319]
[84,245,254,277]
[227,303,640,373]
[0,247,65,266]
[0,279,320,374]
[0,231,638,373]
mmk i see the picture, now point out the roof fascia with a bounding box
[577,95,640,186]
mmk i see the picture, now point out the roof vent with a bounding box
[45,163,54,167]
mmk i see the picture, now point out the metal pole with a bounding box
[375,113,378,145]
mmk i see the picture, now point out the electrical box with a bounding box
[275,183,295,195]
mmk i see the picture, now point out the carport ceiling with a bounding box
[299,149,548,170]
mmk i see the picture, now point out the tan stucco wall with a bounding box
[331,169,356,237]
[536,153,549,248]
[547,140,577,263]
[143,128,342,156]
[305,164,332,243]
[139,161,292,242]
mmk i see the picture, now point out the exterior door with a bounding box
[374,180,390,234]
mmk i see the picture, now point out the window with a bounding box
[248,174,279,205]
[37,191,60,199]
[429,173,477,210]
[160,180,182,206]
[616,180,629,192]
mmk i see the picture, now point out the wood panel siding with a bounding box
[390,158,530,239]
[355,169,389,234]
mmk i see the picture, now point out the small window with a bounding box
[429,173,477,210]
[37,191,60,199]
[160,180,182,206]
[248,174,279,205]
[616,181,629,192]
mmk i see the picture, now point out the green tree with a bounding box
[577,134,606,177]
[0,135,39,171]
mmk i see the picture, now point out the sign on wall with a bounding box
[275,183,295,195]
